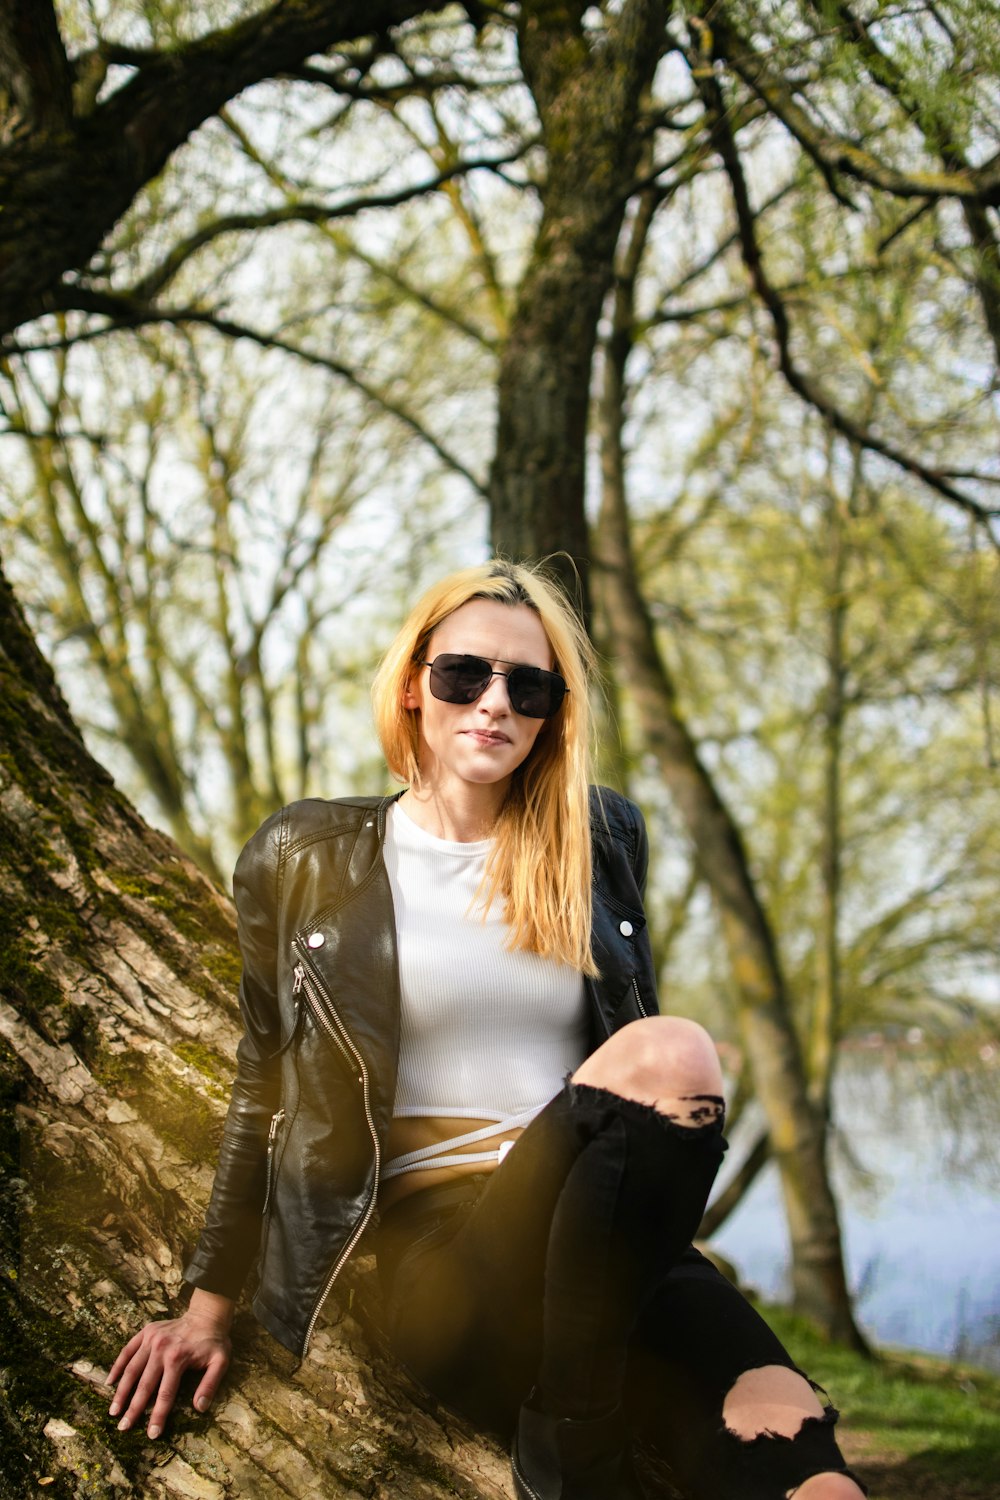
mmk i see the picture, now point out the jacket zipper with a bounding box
[261,1108,285,1216]
[631,975,649,1019]
[291,949,381,1357]
[292,962,353,1070]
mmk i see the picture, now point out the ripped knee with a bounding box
[573,1016,725,1123]
[789,1473,868,1499]
[721,1366,867,1498]
[722,1364,826,1440]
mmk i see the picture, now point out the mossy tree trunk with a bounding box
[0,558,512,1496]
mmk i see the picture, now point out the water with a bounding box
[710,1059,1000,1371]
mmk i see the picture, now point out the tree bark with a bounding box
[0,559,512,1497]
[0,0,73,144]
[489,0,668,609]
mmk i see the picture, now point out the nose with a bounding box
[476,671,513,715]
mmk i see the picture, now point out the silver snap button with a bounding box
[366,820,373,827]
[619,920,633,937]
[307,932,325,949]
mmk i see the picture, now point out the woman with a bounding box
[108,561,867,1500]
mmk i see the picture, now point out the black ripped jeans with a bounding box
[376,1080,865,1500]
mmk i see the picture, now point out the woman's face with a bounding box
[403,598,554,800]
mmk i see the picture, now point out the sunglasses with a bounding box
[418,653,568,719]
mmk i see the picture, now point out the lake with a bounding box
[709,1056,1000,1371]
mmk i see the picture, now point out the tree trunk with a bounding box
[808,439,852,1117]
[0,559,512,1497]
[489,0,668,609]
[591,192,867,1350]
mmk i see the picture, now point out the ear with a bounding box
[402,672,421,711]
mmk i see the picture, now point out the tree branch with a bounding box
[0,0,73,144]
[698,1127,770,1237]
[814,0,1000,368]
[0,0,453,339]
[30,292,489,496]
[709,5,1000,206]
[128,142,530,307]
[290,59,494,102]
[687,39,1000,529]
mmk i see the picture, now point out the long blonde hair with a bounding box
[372,560,598,976]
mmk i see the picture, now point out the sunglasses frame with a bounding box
[417,653,568,719]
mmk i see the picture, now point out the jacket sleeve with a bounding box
[628,797,650,901]
[183,810,285,1299]
[590,784,649,900]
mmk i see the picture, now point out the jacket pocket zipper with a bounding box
[293,962,355,1073]
[262,1107,285,1216]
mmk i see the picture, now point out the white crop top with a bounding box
[382,802,588,1178]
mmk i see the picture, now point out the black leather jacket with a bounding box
[184,787,658,1357]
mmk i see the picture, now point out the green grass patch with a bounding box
[764,1303,1000,1494]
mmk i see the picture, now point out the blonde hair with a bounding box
[372,560,598,976]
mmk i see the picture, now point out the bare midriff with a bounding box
[379,1115,525,1211]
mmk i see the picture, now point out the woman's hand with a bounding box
[107,1289,234,1440]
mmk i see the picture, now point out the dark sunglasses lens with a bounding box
[429,654,491,703]
[426,654,566,717]
[507,667,566,718]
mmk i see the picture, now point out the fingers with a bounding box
[116,1354,179,1438]
[107,1330,144,1386]
[192,1345,231,1415]
[144,1363,184,1441]
[107,1338,151,1420]
[110,1340,170,1433]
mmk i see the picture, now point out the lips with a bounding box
[464,729,511,746]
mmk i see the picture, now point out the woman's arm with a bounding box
[107,810,285,1436]
[184,813,285,1294]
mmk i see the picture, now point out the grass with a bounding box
[764,1304,1000,1497]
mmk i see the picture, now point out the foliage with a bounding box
[766,1301,1000,1497]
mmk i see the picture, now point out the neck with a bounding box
[399,781,507,842]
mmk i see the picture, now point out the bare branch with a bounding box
[23,292,488,497]
[290,59,493,103]
[687,42,1000,529]
[129,142,531,306]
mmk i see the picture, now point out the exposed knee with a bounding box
[722,1366,865,1499]
[789,1473,866,1499]
[572,1016,724,1120]
[722,1365,825,1440]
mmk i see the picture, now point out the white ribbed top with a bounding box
[384,802,588,1122]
